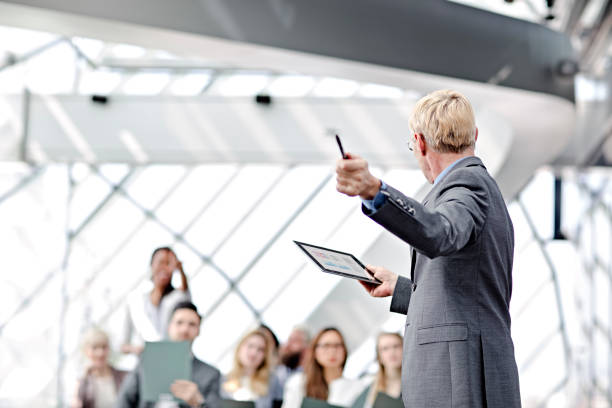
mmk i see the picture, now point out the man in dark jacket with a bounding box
[116,301,221,408]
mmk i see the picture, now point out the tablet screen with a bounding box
[294,241,380,284]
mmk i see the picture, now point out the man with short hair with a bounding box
[116,302,221,408]
[336,90,521,408]
[270,325,310,402]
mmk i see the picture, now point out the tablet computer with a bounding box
[293,240,380,285]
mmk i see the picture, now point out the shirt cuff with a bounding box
[361,181,387,214]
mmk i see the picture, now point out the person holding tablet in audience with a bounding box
[72,327,127,408]
[222,329,276,408]
[121,247,190,355]
[281,328,366,408]
[116,301,221,408]
[361,333,402,408]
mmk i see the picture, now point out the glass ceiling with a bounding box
[0,22,609,408]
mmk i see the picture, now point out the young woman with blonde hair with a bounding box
[222,329,276,408]
[363,332,402,408]
[71,327,127,408]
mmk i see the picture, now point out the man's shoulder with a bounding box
[192,357,221,379]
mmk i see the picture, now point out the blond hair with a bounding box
[81,327,110,354]
[409,90,476,153]
[366,332,403,407]
[223,329,273,397]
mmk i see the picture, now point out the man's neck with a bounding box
[429,149,474,183]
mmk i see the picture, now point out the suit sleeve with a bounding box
[115,367,140,408]
[365,169,489,259]
[202,369,221,408]
[389,275,413,315]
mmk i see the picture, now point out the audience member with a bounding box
[116,301,221,408]
[259,324,280,366]
[222,329,277,408]
[281,328,366,408]
[363,333,402,408]
[122,247,190,354]
[270,325,310,402]
[71,327,127,408]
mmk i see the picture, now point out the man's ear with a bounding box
[475,127,479,142]
[417,134,427,154]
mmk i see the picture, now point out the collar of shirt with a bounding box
[434,156,472,185]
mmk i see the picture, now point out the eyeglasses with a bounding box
[407,134,419,152]
[316,343,344,351]
[378,344,402,353]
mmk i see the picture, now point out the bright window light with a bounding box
[312,77,359,98]
[215,73,269,96]
[168,71,212,96]
[0,65,25,94]
[110,44,146,59]
[268,75,315,97]
[78,68,122,94]
[358,83,404,99]
[0,26,57,56]
[71,37,105,61]
[121,71,171,95]
[25,42,77,94]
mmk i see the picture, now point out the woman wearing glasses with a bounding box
[281,327,367,408]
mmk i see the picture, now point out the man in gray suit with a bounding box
[335,90,521,407]
[116,301,221,408]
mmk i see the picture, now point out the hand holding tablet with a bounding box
[293,241,381,285]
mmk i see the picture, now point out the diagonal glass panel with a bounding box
[69,172,112,232]
[98,163,131,184]
[213,165,329,278]
[594,266,610,330]
[518,170,555,240]
[192,292,255,369]
[1,274,62,343]
[25,42,77,94]
[512,281,561,371]
[76,195,147,264]
[184,165,285,256]
[237,176,356,310]
[510,241,555,318]
[155,165,238,233]
[124,165,187,210]
[189,265,230,317]
[86,220,175,319]
[516,335,566,405]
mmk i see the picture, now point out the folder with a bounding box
[372,392,403,408]
[301,397,343,408]
[141,341,192,402]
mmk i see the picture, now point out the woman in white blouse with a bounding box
[282,327,366,408]
[222,329,276,408]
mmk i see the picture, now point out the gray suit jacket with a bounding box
[364,156,521,408]
[115,357,221,408]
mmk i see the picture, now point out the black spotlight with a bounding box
[91,94,109,104]
[255,94,272,106]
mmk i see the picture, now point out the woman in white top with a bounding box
[362,332,403,408]
[282,327,366,408]
[222,329,276,408]
[71,327,127,408]
[121,246,191,355]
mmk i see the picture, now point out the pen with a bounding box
[335,134,347,159]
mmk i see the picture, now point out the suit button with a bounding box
[407,207,415,215]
